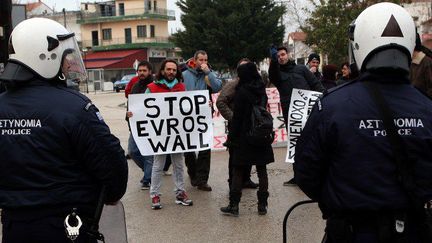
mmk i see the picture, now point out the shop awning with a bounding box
[83,49,147,69]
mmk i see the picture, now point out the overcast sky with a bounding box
[22,0,184,34]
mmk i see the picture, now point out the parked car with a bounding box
[114,74,135,92]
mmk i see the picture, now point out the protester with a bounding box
[216,58,259,190]
[126,61,154,190]
[410,33,432,98]
[0,18,128,243]
[294,3,432,242]
[320,64,338,90]
[220,62,274,216]
[336,62,351,85]
[146,59,193,209]
[125,75,139,98]
[306,53,322,80]
[182,50,222,191]
[268,46,325,186]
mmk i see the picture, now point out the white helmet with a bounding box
[349,2,416,71]
[8,18,86,82]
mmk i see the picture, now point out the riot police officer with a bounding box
[0,18,128,243]
[294,3,432,243]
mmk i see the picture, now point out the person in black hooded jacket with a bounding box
[268,46,325,186]
[220,62,274,216]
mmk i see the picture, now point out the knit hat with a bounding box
[308,53,320,63]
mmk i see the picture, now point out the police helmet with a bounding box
[8,18,86,82]
[349,2,416,72]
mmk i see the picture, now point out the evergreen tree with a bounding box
[172,0,285,70]
[302,0,410,65]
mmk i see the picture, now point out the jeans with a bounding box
[150,153,185,197]
[128,134,153,184]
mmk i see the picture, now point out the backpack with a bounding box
[246,100,275,147]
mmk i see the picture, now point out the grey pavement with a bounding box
[1,91,326,243]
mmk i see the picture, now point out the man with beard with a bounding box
[146,59,193,210]
[182,50,222,192]
[268,46,325,186]
[126,61,154,190]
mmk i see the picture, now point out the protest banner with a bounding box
[286,88,322,163]
[128,90,213,155]
[211,87,287,150]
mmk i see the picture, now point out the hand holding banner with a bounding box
[286,88,322,163]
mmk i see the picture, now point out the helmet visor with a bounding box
[61,39,87,83]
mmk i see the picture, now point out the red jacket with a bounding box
[147,81,185,93]
[125,76,139,98]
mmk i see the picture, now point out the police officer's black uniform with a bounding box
[0,62,128,243]
[294,3,432,242]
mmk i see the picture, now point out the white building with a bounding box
[286,32,314,65]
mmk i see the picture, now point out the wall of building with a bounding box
[43,11,82,42]
[81,19,169,47]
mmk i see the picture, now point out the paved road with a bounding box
[1,91,326,243]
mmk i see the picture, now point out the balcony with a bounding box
[81,36,175,51]
[77,7,175,24]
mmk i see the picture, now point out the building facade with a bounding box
[78,0,177,90]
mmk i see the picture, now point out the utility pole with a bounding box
[62,8,66,27]
[0,0,13,75]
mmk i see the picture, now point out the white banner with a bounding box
[129,91,213,155]
[286,88,322,163]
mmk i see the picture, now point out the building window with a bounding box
[102,29,112,40]
[84,4,88,10]
[137,25,147,38]
[150,25,155,37]
[147,0,151,10]
[119,3,125,16]
[153,1,157,10]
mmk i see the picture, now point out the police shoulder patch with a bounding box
[84,102,93,111]
[95,111,104,121]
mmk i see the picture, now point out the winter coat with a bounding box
[146,78,185,93]
[0,62,128,210]
[230,82,274,166]
[320,78,337,90]
[182,59,222,93]
[268,60,325,120]
[294,71,432,214]
[410,51,432,98]
[125,76,139,98]
[216,79,238,122]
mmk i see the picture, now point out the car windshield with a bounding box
[121,74,135,82]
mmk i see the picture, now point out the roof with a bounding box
[83,49,148,69]
[26,1,52,12]
[288,32,307,42]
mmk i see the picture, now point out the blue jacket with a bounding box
[182,66,222,92]
[0,64,128,210]
[294,71,432,214]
